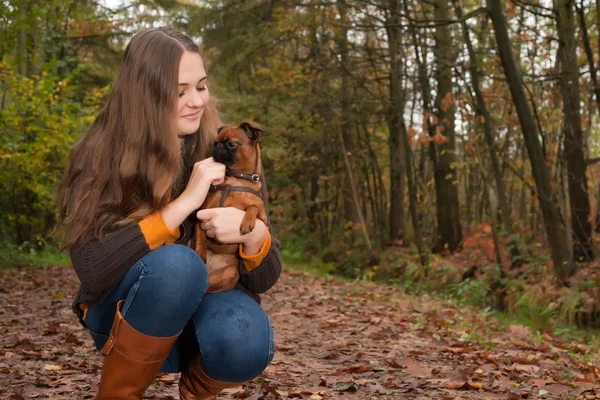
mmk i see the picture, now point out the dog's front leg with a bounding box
[239,205,259,235]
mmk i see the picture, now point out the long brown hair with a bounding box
[55,27,221,249]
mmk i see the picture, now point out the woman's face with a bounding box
[175,51,210,136]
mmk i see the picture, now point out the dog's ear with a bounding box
[217,125,228,135]
[239,120,263,142]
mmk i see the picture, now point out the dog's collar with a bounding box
[226,170,260,182]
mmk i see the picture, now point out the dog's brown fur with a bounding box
[190,121,267,293]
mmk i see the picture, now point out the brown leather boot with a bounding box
[95,300,180,400]
[179,354,243,399]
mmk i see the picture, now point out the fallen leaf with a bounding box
[43,364,62,371]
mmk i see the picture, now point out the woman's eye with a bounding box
[180,87,206,97]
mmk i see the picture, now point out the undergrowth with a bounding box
[280,231,600,348]
[0,242,70,269]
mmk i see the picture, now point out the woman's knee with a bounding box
[196,295,275,382]
[202,325,274,382]
[139,244,208,300]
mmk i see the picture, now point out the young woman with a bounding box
[55,27,281,399]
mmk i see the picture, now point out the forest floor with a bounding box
[2,264,600,399]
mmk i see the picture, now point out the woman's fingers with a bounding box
[196,208,249,244]
[197,208,216,221]
[200,220,213,230]
[199,210,216,239]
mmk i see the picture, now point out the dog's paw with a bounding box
[239,222,255,235]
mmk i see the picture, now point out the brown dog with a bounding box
[190,121,267,293]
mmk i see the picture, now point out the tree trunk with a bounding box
[433,0,462,251]
[336,0,361,230]
[386,0,406,243]
[386,0,427,263]
[595,184,600,233]
[575,1,600,114]
[405,0,436,165]
[17,0,27,75]
[454,1,521,262]
[465,164,476,226]
[405,0,438,245]
[597,0,600,78]
[595,0,600,234]
[338,125,373,252]
[487,0,576,281]
[556,0,594,261]
[403,124,429,265]
[360,117,387,248]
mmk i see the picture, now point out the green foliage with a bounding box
[511,293,556,331]
[557,288,588,325]
[505,232,528,262]
[280,241,334,278]
[446,278,490,308]
[0,242,69,269]
[396,255,462,293]
[0,62,103,246]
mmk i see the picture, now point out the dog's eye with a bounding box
[227,141,237,149]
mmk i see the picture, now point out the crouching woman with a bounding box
[55,27,281,399]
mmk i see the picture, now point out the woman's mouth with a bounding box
[182,111,200,120]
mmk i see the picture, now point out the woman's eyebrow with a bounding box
[178,76,208,86]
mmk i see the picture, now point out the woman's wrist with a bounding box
[241,220,268,255]
[160,193,198,232]
[176,191,202,215]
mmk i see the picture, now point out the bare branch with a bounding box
[510,0,555,18]
[329,6,487,30]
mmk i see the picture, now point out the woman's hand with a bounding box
[179,157,226,212]
[196,208,268,254]
[160,158,225,232]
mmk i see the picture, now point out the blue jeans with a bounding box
[85,244,275,381]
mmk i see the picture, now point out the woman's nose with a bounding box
[189,91,204,107]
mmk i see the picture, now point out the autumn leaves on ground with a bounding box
[1,265,600,400]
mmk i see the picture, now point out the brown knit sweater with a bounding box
[70,177,282,327]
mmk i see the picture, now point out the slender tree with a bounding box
[385,0,407,243]
[386,0,428,263]
[454,1,521,263]
[556,0,594,261]
[487,0,576,281]
[575,1,600,114]
[433,0,462,251]
[336,0,362,232]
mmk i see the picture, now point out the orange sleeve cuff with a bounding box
[138,212,180,250]
[239,231,272,272]
[80,304,88,323]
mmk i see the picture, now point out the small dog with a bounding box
[191,121,267,293]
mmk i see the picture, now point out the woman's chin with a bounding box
[178,126,199,136]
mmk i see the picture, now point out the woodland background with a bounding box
[2,0,600,332]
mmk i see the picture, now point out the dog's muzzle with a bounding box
[211,143,235,166]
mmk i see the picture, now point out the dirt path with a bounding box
[1,264,599,399]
